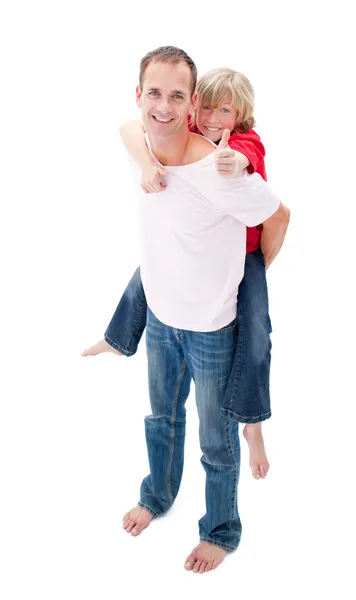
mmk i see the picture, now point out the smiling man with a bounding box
[121,46,286,574]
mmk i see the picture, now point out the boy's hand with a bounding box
[215,129,237,177]
[141,163,167,193]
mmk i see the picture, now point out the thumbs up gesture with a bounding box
[215,129,237,177]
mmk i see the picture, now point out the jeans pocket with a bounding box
[216,319,236,333]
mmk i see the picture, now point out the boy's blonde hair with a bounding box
[191,68,255,133]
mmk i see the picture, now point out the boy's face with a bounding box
[136,61,197,141]
[196,96,238,142]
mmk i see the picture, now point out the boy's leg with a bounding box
[222,249,272,423]
[83,267,147,357]
[183,321,241,571]
[137,308,192,517]
[221,250,271,479]
[104,267,147,356]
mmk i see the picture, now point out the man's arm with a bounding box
[119,120,166,193]
[260,203,291,269]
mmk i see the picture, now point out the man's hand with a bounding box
[140,163,167,194]
[215,129,238,177]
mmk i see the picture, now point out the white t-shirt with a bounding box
[134,135,280,332]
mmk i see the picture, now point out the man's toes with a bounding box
[198,561,207,574]
[193,559,202,573]
[260,462,270,478]
[205,561,213,572]
[184,553,196,570]
[126,519,135,532]
[131,524,141,536]
[131,517,146,536]
[252,467,261,479]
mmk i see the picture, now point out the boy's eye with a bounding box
[202,106,210,110]
[220,108,230,113]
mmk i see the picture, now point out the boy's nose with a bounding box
[207,110,219,124]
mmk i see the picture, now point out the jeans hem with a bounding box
[199,536,239,552]
[137,501,159,517]
[220,407,271,424]
[104,333,136,357]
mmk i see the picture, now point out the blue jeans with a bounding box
[105,249,272,423]
[139,307,241,551]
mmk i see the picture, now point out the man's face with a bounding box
[136,61,197,140]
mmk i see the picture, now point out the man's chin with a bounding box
[146,125,176,139]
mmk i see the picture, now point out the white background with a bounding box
[0,1,355,598]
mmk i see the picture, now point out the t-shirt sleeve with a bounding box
[228,131,266,174]
[208,170,280,227]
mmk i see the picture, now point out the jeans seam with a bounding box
[104,333,134,356]
[137,501,158,517]
[167,360,187,505]
[226,420,238,521]
[221,407,272,423]
[228,313,244,408]
[199,537,238,552]
[125,291,147,351]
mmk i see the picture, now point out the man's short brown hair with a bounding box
[139,46,197,97]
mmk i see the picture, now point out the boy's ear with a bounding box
[136,85,142,108]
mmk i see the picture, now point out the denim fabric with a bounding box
[104,250,272,423]
[139,307,241,551]
[221,249,272,423]
[105,267,147,356]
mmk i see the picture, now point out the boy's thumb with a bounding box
[216,129,230,150]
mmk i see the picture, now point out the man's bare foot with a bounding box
[243,423,270,479]
[184,542,227,573]
[81,338,122,357]
[123,506,153,536]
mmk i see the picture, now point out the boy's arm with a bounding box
[260,203,291,269]
[215,129,264,177]
[119,120,166,193]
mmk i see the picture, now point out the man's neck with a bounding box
[148,130,191,166]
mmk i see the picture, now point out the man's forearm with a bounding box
[260,204,290,269]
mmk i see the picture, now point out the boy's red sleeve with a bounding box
[228,130,266,174]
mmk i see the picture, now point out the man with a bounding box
[121,46,289,573]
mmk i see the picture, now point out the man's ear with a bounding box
[136,85,142,108]
[190,91,198,112]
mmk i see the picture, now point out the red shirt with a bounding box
[189,124,267,253]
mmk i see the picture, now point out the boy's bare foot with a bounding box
[184,542,227,573]
[81,338,122,357]
[243,423,269,479]
[123,506,153,536]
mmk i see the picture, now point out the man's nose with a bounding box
[156,98,171,115]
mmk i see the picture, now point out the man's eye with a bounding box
[174,95,184,100]
[149,91,159,96]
